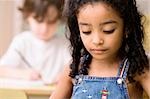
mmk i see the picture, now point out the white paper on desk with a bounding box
[0,78,45,88]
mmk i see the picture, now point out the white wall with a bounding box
[0,1,14,57]
[0,0,23,57]
[12,0,23,35]
[137,0,150,15]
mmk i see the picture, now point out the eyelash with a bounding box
[82,29,115,35]
[103,29,115,34]
[82,31,91,35]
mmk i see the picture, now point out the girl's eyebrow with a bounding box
[79,20,117,26]
[100,20,117,26]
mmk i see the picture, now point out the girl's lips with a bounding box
[90,48,108,54]
[91,48,107,51]
[90,48,107,51]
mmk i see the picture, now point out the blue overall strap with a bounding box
[119,58,129,79]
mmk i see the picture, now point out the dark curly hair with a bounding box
[64,0,149,82]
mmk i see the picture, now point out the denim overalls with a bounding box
[72,59,130,99]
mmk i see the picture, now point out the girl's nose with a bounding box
[92,33,104,45]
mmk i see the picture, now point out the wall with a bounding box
[137,0,150,52]
[0,1,14,57]
[0,0,22,57]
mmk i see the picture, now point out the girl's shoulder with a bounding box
[134,69,150,96]
[135,53,150,82]
[50,64,73,98]
[135,69,150,82]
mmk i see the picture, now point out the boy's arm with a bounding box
[0,66,41,80]
[50,65,73,99]
[0,34,41,80]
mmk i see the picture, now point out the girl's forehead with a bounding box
[78,2,115,14]
[77,2,119,18]
[77,2,123,28]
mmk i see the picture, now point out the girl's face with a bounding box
[77,3,124,60]
[27,5,59,41]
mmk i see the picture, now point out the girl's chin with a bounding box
[91,54,110,60]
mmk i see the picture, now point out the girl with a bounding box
[50,0,150,98]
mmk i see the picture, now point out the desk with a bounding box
[0,86,54,99]
[0,78,55,99]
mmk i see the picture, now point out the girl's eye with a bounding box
[82,31,91,35]
[103,29,115,34]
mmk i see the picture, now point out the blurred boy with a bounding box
[0,0,71,84]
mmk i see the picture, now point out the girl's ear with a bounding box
[124,31,129,53]
[125,32,128,39]
[124,28,129,39]
[78,35,81,42]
